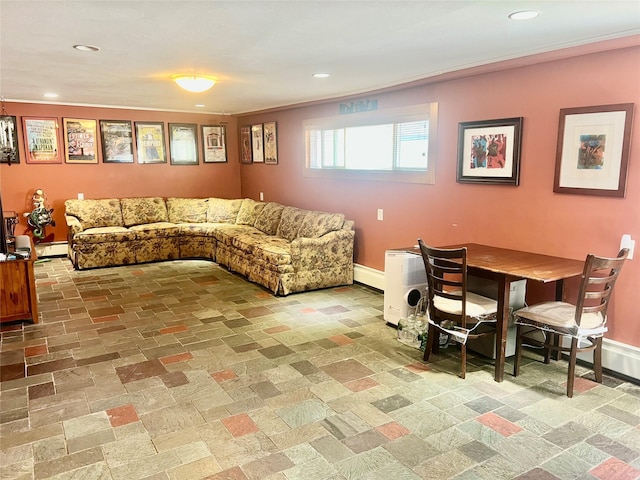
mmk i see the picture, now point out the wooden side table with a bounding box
[0,245,38,324]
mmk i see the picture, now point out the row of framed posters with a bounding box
[0,116,228,165]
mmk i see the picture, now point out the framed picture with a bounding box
[100,120,134,163]
[457,117,522,185]
[263,121,278,165]
[0,115,19,164]
[251,124,264,163]
[554,103,634,197]
[135,122,166,164]
[240,125,252,164]
[169,123,198,165]
[22,117,61,164]
[201,125,227,163]
[63,118,98,164]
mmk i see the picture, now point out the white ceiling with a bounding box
[1,1,639,115]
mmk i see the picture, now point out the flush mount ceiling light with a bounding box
[508,10,540,20]
[173,75,216,93]
[73,44,100,52]
[43,93,58,98]
[312,73,330,78]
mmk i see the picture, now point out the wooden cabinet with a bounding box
[0,248,38,324]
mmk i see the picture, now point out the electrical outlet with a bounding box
[377,209,383,221]
[259,192,264,201]
[78,193,84,200]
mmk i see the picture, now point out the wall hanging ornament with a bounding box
[23,188,55,241]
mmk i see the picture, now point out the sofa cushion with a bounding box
[298,211,345,238]
[276,207,308,242]
[207,198,244,223]
[167,198,209,223]
[254,203,285,235]
[65,199,124,230]
[236,198,266,225]
[73,226,136,244]
[129,222,179,239]
[176,223,219,237]
[121,197,168,227]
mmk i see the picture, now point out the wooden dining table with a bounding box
[406,243,585,382]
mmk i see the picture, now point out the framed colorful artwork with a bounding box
[63,118,98,163]
[240,125,252,164]
[263,121,278,165]
[100,120,134,163]
[22,117,61,164]
[457,117,522,185]
[251,124,264,163]
[554,103,634,197]
[169,123,198,165]
[0,115,19,164]
[135,122,166,164]
[201,125,227,163]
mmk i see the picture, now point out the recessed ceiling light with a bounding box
[43,93,58,98]
[73,44,100,52]
[312,73,330,78]
[508,10,540,20]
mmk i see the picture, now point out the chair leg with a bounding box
[567,337,579,398]
[544,333,553,364]
[423,323,436,362]
[460,343,466,379]
[594,337,603,384]
[513,324,522,377]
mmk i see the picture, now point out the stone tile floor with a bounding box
[1,258,640,480]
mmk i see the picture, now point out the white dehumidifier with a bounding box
[383,250,427,326]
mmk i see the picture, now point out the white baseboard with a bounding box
[355,263,640,383]
[354,263,385,291]
[35,241,68,257]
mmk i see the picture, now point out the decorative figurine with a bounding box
[23,188,55,241]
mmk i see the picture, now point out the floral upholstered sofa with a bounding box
[64,197,355,295]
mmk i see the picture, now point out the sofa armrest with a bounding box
[65,215,84,240]
[290,229,354,271]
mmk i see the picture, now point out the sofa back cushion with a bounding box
[254,203,285,235]
[207,198,244,223]
[121,197,168,227]
[167,198,209,223]
[236,198,266,225]
[276,207,308,242]
[298,211,345,238]
[64,198,124,230]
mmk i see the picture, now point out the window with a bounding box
[304,103,438,184]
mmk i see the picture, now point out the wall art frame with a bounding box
[251,124,264,163]
[554,103,634,197]
[0,115,19,164]
[22,117,62,164]
[100,120,134,163]
[135,121,166,164]
[169,123,198,165]
[201,125,227,163]
[263,121,278,165]
[63,118,98,164]
[240,125,253,164]
[457,117,522,185]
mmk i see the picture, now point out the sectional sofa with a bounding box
[64,197,355,296]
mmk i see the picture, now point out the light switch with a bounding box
[377,209,383,221]
[620,234,635,260]
[259,192,264,201]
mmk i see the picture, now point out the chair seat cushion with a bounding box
[514,301,606,337]
[434,291,497,318]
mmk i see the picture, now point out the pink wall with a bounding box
[238,46,640,346]
[0,103,240,242]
